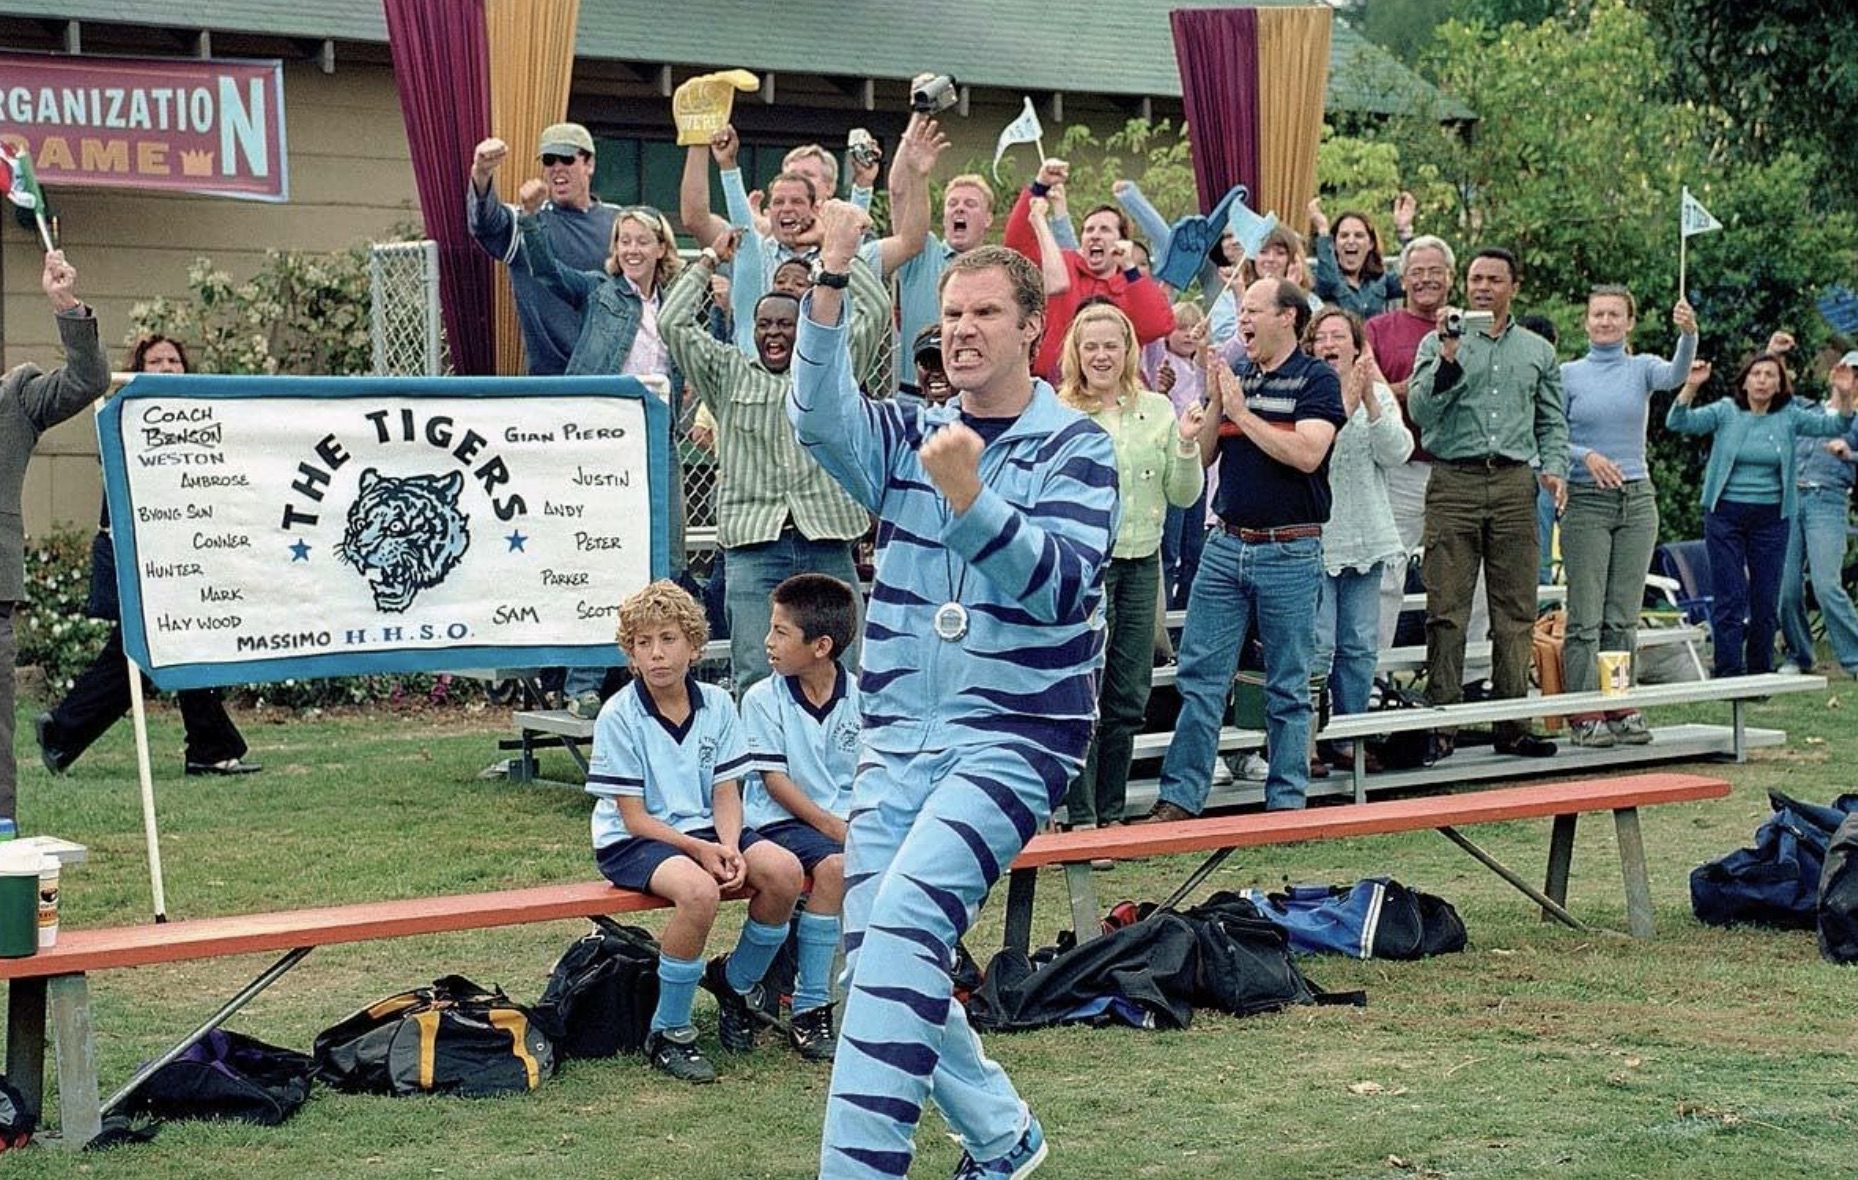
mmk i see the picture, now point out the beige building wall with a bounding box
[3,59,420,539]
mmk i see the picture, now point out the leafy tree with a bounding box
[1640,0,1858,203]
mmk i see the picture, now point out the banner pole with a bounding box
[125,659,169,922]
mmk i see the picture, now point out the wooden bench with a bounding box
[0,880,718,1146]
[1003,771,1732,957]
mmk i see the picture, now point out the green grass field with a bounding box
[4,689,1855,1179]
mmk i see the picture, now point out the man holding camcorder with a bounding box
[1408,247,1569,760]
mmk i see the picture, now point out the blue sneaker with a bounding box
[951,1117,1046,1180]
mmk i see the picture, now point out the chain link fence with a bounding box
[368,240,447,377]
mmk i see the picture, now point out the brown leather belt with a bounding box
[1219,521,1322,543]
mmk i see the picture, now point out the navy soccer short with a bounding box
[753,818,845,873]
[595,825,766,893]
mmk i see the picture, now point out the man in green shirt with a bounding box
[1409,246,1568,758]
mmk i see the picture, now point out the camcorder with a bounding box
[847,128,880,170]
[910,73,959,115]
[1442,309,1496,339]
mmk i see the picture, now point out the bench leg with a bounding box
[1002,867,1037,956]
[1063,863,1100,948]
[1730,699,1747,762]
[48,974,100,1148]
[1437,826,1589,931]
[1614,807,1656,938]
[1543,814,1578,923]
[5,979,46,1128]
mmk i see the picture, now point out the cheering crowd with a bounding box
[451,105,1858,1179]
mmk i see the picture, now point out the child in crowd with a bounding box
[586,580,804,1083]
[740,573,862,1061]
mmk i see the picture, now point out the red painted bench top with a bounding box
[0,773,1729,982]
[1008,772,1732,869]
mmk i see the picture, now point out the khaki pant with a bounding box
[1422,463,1540,744]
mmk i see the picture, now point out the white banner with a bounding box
[99,375,673,690]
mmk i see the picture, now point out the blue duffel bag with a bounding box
[1691,790,1858,929]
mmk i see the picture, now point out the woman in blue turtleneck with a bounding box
[1668,347,1856,679]
[1559,288,1696,748]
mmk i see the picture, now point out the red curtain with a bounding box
[383,0,494,375]
[1171,7,1261,214]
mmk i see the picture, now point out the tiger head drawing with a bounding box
[337,468,471,613]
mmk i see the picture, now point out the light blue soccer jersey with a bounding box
[586,674,753,851]
[741,666,862,829]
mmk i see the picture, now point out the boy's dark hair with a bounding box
[771,573,857,663]
[1517,313,1559,347]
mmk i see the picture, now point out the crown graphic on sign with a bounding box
[179,149,215,177]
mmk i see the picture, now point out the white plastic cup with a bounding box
[37,855,58,949]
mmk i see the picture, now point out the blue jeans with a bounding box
[1780,485,1858,673]
[1159,530,1323,812]
[1161,489,1209,611]
[1536,483,1558,584]
[1316,563,1383,720]
[1704,499,1789,676]
[725,531,860,695]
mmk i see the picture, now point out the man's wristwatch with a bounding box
[811,260,851,289]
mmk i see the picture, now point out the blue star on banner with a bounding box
[289,540,311,561]
[506,530,528,553]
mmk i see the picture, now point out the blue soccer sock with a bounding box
[651,951,704,1033]
[725,916,790,993]
[793,910,842,1013]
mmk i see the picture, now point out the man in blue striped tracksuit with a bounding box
[793,208,1120,1180]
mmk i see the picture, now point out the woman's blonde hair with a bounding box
[605,207,683,291]
[1057,303,1141,410]
[616,579,708,652]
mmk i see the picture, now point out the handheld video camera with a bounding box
[910,73,959,115]
[847,128,880,170]
[1442,309,1495,339]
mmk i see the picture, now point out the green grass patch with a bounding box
[4,689,1856,1178]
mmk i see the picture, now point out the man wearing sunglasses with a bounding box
[468,121,620,376]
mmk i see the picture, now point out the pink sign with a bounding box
[0,51,287,202]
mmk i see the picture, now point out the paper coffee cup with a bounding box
[1598,650,1631,696]
[37,855,58,949]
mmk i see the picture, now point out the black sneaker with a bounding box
[34,712,68,775]
[702,955,768,1052]
[646,1026,716,1084]
[789,1002,837,1062]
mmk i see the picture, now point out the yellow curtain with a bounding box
[1256,6,1332,242]
[484,0,582,375]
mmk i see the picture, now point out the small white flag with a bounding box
[991,97,1043,184]
[1680,186,1722,238]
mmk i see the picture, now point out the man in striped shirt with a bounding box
[662,236,889,694]
[793,207,1119,1180]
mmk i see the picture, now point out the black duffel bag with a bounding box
[313,975,555,1097]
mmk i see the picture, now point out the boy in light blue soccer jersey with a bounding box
[586,580,804,1084]
[740,573,862,1062]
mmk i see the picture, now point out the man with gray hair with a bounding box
[1365,234,1466,648]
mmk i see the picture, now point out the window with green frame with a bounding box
[592,135,785,246]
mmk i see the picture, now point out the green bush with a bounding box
[17,529,114,696]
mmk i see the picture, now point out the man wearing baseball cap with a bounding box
[467,121,619,376]
[1779,349,1858,678]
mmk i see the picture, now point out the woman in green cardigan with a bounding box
[1667,351,1854,676]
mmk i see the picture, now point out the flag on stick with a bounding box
[0,143,55,251]
[992,97,1044,184]
[1678,186,1720,299]
[1680,187,1722,238]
